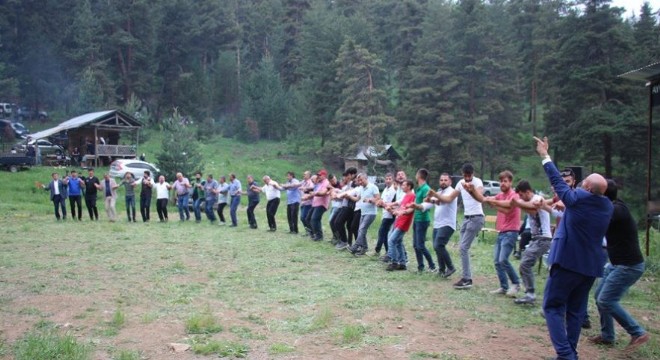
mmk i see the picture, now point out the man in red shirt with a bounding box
[481,171,522,297]
[385,179,416,271]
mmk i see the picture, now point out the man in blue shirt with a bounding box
[203,174,219,223]
[64,170,84,221]
[228,173,242,227]
[281,171,301,234]
[534,136,612,360]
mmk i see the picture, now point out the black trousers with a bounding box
[140,196,151,222]
[287,202,299,233]
[332,206,354,245]
[247,199,259,227]
[84,194,98,220]
[349,209,361,244]
[216,202,226,222]
[156,198,168,221]
[69,195,82,220]
[266,198,280,230]
[52,194,66,219]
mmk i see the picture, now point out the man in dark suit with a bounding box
[47,172,68,220]
[534,136,613,360]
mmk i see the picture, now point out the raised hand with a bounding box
[533,136,549,157]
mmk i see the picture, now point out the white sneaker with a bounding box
[506,284,520,297]
[490,288,506,295]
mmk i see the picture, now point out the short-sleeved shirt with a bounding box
[495,189,521,232]
[455,177,484,216]
[414,182,431,222]
[247,181,260,202]
[359,182,380,216]
[154,182,170,199]
[394,192,416,232]
[528,194,552,239]
[422,186,458,230]
[349,185,363,211]
[300,179,314,206]
[140,178,153,198]
[261,183,281,201]
[217,183,229,203]
[285,178,301,205]
[192,178,205,200]
[173,178,190,195]
[84,176,100,196]
[380,185,397,219]
[204,180,219,202]
[67,177,83,196]
[312,179,330,209]
[229,179,241,196]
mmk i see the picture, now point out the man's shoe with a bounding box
[506,284,521,297]
[490,288,506,295]
[354,248,367,256]
[335,242,348,250]
[442,268,456,278]
[379,255,391,263]
[588,335,614,346]
[513,251,521,260]
[453,278,473,289]
[386,263,399,271]
[514,294,536,305]
[427,268,438,273]
[396,263,407,271]
[582,318,592,329]
[626,333,650,351]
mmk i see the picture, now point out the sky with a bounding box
[611,0,655,18]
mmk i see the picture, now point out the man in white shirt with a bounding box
[425,173,458,278]
[252,176,282,231]
[434,163,484,289]
[374,173,397,257]
[154,175,172,222]
[345,174,380,256]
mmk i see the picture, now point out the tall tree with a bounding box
[280,0,311,86]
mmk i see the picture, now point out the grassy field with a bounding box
[0,136,659,360]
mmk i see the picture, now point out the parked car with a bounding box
[109,159,160,181]
[16,138,64,156]
[482,180,501,196]
[0,120,29,139]
[16,106,48,121]
[0,103,16,117]
[0,152,35,172]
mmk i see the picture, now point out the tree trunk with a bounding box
[603,133,612,178]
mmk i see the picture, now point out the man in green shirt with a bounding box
[409,168,437,272]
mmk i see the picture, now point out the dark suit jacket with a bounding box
[48,179,68,200]
[544,161,612,278]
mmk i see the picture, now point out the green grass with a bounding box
[190,339,249,357]
[113,349,141,360]
[185,311,224,334]
[268,342,295,354]
[13,330,91,360]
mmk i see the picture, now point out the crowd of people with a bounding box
[42,136,650,359]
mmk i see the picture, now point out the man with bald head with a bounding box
[534,136,613,360]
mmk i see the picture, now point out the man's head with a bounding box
[125,172,133,180]
[561,168,576,188]
[303,171,311,180]
[311,174,318,183]
[395,170,407,184]
[317,169,327,181]
[158,175,165,183]
[207,174,214,182]
[515,180,534,201]
[52,172,59,180]
[499,170,514,192]
[230,173,236,181]
[219,176,226,183]
[345,167,357,180]
[262,175,270,184]
[401,179,415,192]
[384,172,393,187]
[88,168,95,177]
[144,170,150,178]
[176,172,183,180]
[195,171,202,180]
[461,163,474,182]
[604,179,618,201]
[416,168,429,184]
[70,170,78,178]
[103,173,110,180]
[582,173,607,196]
[328,174,338,185]
[439,172,451,190]
[247,175,254,183]
[356,173,367,186]
[287,171,295,181]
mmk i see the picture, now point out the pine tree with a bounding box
[156,110,205,180]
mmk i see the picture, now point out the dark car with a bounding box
[16,106,48,121]
[0,120,30,139]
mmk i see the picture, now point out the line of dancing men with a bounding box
[44,138,649,358]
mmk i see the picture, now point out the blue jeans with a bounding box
[433,226,455,272]
[594,262,646,342]
[125,195,136,221]
[387,228,407,265]
[205,199,216,222]
[310,206,326,238]
[459,215,485,280]
[494,231,520,290]
[354,214,376,249]
[177,193,190,220]
[193,197,204,221]
[543,265,595,360]
[413,221,435,271]
[300,204,312,233]
[230,195,241,225]
[375,217,395,253]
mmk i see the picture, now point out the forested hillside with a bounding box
[1,0,659,212]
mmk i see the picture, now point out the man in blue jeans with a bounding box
[480,171,522,297]
[228,173,242,227]
[425,173,458,278]
[409,168,436,272]
[588,180,649,351]
[347,174,380,255]
[191,172,205,223]
[374,173,396,258]
[173,172,192,221]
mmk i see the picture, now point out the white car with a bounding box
[109,159,159,181]
[482,180,502,196]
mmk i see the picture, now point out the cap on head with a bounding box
[317,169,328,177]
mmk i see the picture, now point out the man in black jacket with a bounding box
[589,179,649,351]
